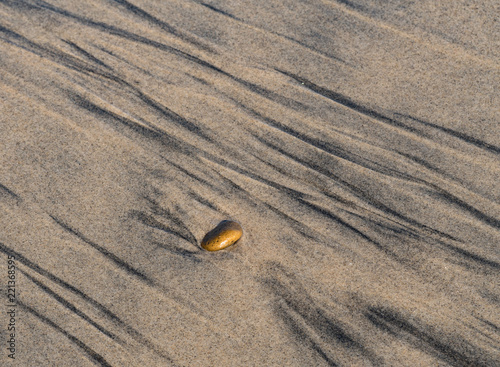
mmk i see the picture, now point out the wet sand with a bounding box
[0,1,499,366]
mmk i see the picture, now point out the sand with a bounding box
[0,1,499,366]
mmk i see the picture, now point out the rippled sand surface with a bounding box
[0,1,499,366]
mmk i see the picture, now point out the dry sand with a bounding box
[0,1,499,366]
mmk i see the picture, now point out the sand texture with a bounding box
[0,1,499,366]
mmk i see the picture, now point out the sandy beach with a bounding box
[0,1,499,366]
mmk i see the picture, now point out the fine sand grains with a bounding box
[0,0,498,366]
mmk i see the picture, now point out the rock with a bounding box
[201,220,243,251]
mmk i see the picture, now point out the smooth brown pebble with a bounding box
[201,220,243,251]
